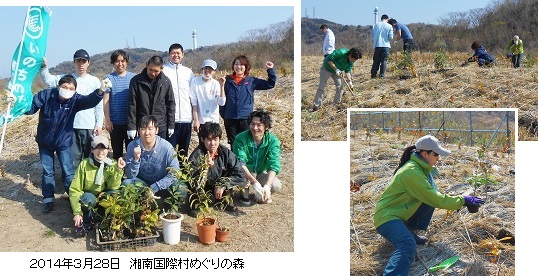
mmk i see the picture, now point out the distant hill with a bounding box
[1,18,293,93]
[302,0,537,57]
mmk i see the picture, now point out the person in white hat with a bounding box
[505,35,524,68]
[190,59,226,135]
[373,134,484,275]
[68,135,125,233]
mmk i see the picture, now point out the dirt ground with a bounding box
[350,130,515,275]
[301,54,538,141]
[0,75,294,252]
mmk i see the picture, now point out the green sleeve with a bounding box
[400,170,464,210]
[69,162,86,216]
[266,135,282,174]
[105,161,124,192]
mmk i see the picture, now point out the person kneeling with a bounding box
[233,109,283,205]
[123,115,187,208]
[69,135,125,234]
[187,122,245,217]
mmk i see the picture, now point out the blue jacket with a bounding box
[25,88,104,151]
[473,46,495,62]
[219,68,277,119]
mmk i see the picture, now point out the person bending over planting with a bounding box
[373,135,484,275]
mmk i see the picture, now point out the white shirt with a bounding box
[162,62,194,123]
[41,68,102,129]
[323,28,336,55]
[189,76,225,124]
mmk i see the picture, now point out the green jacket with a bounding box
[373,154,464,228]
[69,157,124,216]
[323,48,355,73]
[505,39,524,55]
[233,129,281,175]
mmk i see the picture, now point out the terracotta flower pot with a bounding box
[196,217,216,245]
[216,228,230,242]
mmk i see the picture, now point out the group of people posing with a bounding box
[19,43,282,230]
[311,16,524,112]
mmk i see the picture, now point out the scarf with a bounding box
[89,153,113,186]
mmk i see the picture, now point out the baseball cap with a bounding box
[201,59,217,70]
[91,135,110,149]
[73,49,90,61]
[415,135,451,156]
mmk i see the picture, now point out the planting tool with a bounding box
[428,256,459,272]
[339,73,355,96]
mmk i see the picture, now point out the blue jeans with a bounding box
[403,39,414,53]
[376,203,434,275]
[371,47,390,77]
[39,146,74,204]
[167,122,192,158]
[512,53,522,68]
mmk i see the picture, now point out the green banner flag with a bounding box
[1,6,51,126]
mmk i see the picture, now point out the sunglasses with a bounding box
[424,150,439,157]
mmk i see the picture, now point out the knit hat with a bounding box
[415,135,451,156]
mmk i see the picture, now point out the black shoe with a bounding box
[224,204,238,212]
[42,202,54,213]
[188,209,199,218]
[308,106,320,113]
[412,232,428,245]
[238,196,251,206]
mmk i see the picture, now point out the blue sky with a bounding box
[0,6,293,78]
[301,0,494,26]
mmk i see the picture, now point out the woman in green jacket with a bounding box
[233,109,282,205]
[69,135,125,232]
[373,135,483,275]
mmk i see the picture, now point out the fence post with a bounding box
[469,111,474,146]
[506,111,511,151]
[486,112,508,149]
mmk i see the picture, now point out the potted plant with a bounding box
[159,184,187,245]
[213,182,242,243]
[170,153,217,244]
[94,183,160,250]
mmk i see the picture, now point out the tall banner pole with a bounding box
[0,6,51,157]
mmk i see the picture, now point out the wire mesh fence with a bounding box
[350,111,515,150]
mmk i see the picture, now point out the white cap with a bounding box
[201,59,217,70]
[415,135,451,156]
[513,35,519,44]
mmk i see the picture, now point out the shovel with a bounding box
[428,256,459,272]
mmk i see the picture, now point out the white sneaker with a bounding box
[60,192,69,200]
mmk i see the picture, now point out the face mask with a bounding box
[59,88,75,99]
[202,73,212,80]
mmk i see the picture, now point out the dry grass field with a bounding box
[350,131,515,275]
[301,52,538,141]
[0,73,294,252]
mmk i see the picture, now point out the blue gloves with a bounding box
[463,195,484,207]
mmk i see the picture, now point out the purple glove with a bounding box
[463,195,484,207]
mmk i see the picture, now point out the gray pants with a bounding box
[312,66,344,108]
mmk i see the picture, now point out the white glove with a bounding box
[252,182,264,203]
[348,81,354,89]
[263,185,272,203]
[100,78,112,92]
[168,128,174,138]
[335,69,341,76]
[127,130,137,139]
